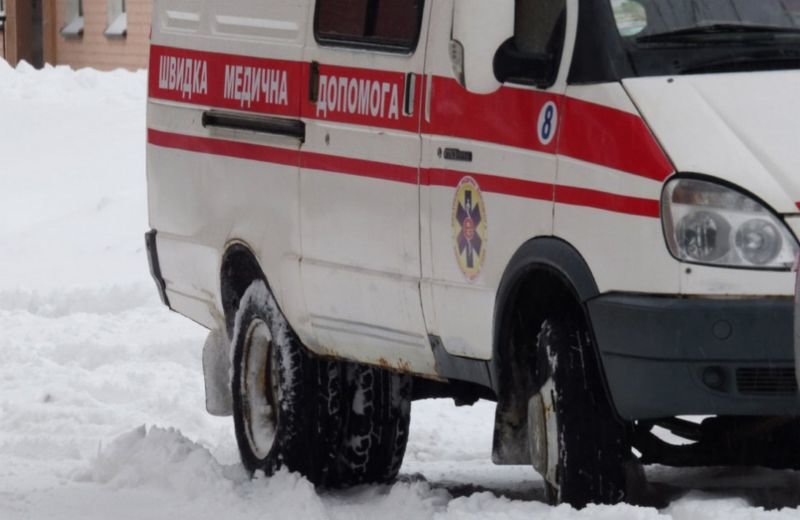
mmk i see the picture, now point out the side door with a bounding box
[299,0,436,374]
[420,0,572,360]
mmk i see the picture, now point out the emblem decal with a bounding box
[452,176,487,280]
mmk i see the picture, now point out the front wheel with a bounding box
[528,316,632,508]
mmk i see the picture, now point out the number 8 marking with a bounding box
[538,101,558,146]
[542,106,554,139]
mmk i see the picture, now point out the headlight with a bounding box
[662,178,798,269]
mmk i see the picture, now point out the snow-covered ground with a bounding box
[1,61,799,519]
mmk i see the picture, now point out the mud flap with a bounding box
[528,379,559,489]
[203,328,233,416]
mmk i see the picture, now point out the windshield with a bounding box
[607,0,800,76]
[611,0,800,37]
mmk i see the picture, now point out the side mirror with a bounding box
[494,44,557,89]
[450,0,514,94]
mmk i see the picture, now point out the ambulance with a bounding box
[145,0,800,507]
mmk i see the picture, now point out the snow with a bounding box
[1,61,799,519]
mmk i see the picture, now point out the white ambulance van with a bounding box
[146,0,800,507]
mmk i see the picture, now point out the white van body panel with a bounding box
[153,1,309,57]
[622,72,800,296]
[555,83,680,296]
[623,72,800,215]
[295,3,436,373]
[417,0,582,360]
[420,0,558,359]
[147,0,311,331]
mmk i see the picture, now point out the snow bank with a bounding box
[76,425,242,495]
[61,414,800,520]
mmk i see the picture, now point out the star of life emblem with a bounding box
[452,176,487,280]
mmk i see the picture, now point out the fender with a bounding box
[489,237,599,387]
[434,237,600,392]
[490,237,602,465]
[201,242,268,418]
[220,242,268,338]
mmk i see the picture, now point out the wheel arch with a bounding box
[490,237,606,464]
[220,242,268,339]
[491,237,599,382]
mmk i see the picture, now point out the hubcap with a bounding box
[241,319,279,459]
[528,378,560,490]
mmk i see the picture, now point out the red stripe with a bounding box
[421,76,673,182]
[556,185,660,218]
[300,63,422,133]
[148,128,418,184]
[149,45,673,184]
[428,168,657,217]
[559,97,673,182]
[149,45,422,133]
[147,129,300,166]
[426,168,553,202]
[422,77,560,154]
[303,152,418,184]
[148,129,658,218]
[148,45,302,118]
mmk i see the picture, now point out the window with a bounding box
[513,0,566,59]
[611,0,800,38]
[61,0,84,38]
[610,0,647,36]
[315,0,424,52]
[105,0,127,38]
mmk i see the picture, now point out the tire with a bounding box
[530,316,630,508]
[231,280,343,485]
[334,363,412,485]
[230,279,411,486]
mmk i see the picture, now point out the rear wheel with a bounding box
[230,279,411,486]
[528,315,631,508]
[231,280,343,484]
[334,363,412,485]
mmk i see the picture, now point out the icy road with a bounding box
[1,61,799,519]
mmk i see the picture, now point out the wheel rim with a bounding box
[241,318,279,459]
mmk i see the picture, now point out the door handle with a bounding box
[404,72,416,116]
[202,110,305,142]
[309,61,320,103]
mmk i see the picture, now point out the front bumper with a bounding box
[588,294,800,420]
